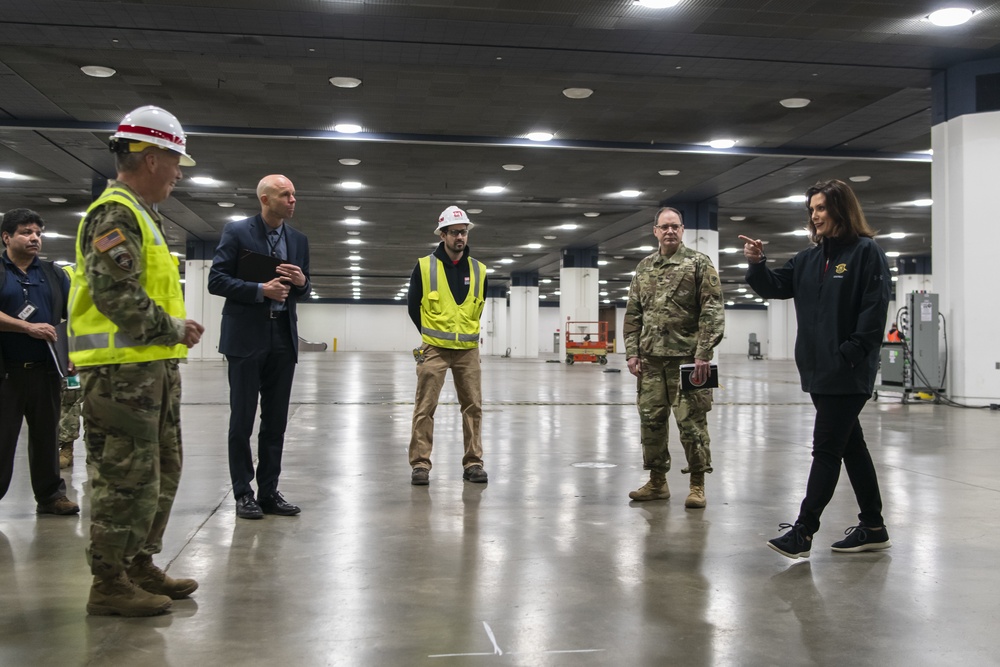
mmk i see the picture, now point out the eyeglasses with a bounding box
[655,224,682,232]
[445,228,469,237]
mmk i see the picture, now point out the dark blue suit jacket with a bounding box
[208,215,311,361]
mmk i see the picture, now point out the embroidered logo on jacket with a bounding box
[835,263,847,274]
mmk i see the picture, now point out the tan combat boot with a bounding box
[685,472,706,509]
[628,470,670,501]
[59,442,74,469]
[127,555,199,599]
[87,571,172,617]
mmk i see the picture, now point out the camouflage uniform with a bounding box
[58,380,83,465]
[75,181,187,579]
[624,243,725,476]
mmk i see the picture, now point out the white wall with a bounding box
[717,309,769,357]
[297,302,416,352]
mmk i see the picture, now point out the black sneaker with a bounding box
[462,465,488,483]
[767,522,812,559]
[831,524,892,553]
[411,468,430,486]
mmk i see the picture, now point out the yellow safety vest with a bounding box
[419,254,486,349]
[67,186,187,367]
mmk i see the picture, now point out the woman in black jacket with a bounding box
[741,179,892,559]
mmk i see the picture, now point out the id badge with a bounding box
[17,300,37,320]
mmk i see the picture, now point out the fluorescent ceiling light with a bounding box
[910,199,933,207]
[541,279,552,284]
[617,189,642,197]
[562,87,593,99]
[329,76,362,88]
[791,229,810,236]
[927,8,974,26]
[849,175,871,183]
[886,251,901,258]
[526,132,554,142]
[637,0,681,7]
[486,268,496,274]
[217,201,235,207]
[598,261,608,266]
[744,294,754,299]
[344,218,363,225]
[502,164,524,171]
[43,231,71,238]
[346,231,360,236]
[346,239,363,245]
[539,294,547,299]
[334,124,363,134]
[780,98,811,108]
[526,243,542,249]
[779,195,808,204]
[81,65,116,78]
[583,212,600,217]
[658,169,680,176]
[54,260,72,266]
[709,139,737,149]
[544,235,557,240]
[730,216,746,221]
[339,158,361,166]
[638,246,654,252]
[738,263,749,269]
[340,181,364,190]
[737,288,747,293]
[482,185,505,194]
[559,223,578,230]
[0,171,28,180]
[467,208,482,214]
[228,214,246,221]
[720,247,739,254]
[48,196,68,203]
[499,258,515,264]
[887,232,907,240]
[190,176,218,185]
[344,205,361,211]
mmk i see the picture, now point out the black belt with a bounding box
[6,361,49,369]
[269,310,289,320]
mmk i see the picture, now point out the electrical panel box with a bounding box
[906,292,941,390]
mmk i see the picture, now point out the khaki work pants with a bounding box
[409,344,483,471]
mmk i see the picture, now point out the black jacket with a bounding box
[407,243,487,331]
[746,236,890,395]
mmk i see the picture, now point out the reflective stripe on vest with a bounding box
[67,186,187,366]
[419,254,485,349]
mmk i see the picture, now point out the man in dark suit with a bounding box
[208,174,310,520]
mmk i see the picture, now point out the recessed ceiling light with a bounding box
[48,196,67,203]
[486,268,496,274]
[526,243,542,249]
[598,261,608,267]
[658,169,680,176]
[849,175,872,182]
[329,76,362,88]
[730,216,746,221]
[229,214,246,221]
[539,294,548,300]
[791,229,810,236]
[927,8,974,27]
[544,235,557,240]
[502,164,524,171]
[738,263,750,269]
[559,223,578,230]
[0,171,28,180]
[43,231,71,238]
[346,231,360,236]
[910,199,934,207]
[638,245,654,252]
[887,232,907,239]
[744,294,754,299]
[720,247,739,253]
[637,0,681,7]
[499,258,515,264]
[81,65,116,78]
[467,208,482,214]
[614,255,624,260]
[344,205,361,211]
[482,185,505,194]
[334,124,363,134]
[344,218,362,225]
[526,132,554,142]
[886,251,901,258]
[584,212,600,217]
[617,189,642,197]
[190,176,218,186]
[340,181,364,190]
[339,158,361,166]
[779,195,808,204]
[217,201,235,208]
[562,87,594,99]
[346,239,363,245]
[709,139,737,149]
[780,98,811,108]
[541,278,552,284]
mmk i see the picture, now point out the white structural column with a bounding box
[765,299,796,360]
[183,258,224,360]
[481,286,509,356]
[508,272,539,358]
[558,248,599,359]
[931,61,1000,403]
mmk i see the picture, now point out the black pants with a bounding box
[226,315,297,500]
[0,364,67,504]
[797,393,885,534]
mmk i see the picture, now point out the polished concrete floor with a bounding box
[1,352,998,666]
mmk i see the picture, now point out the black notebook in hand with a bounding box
[236,249,283,283]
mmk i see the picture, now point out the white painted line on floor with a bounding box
[428,653,494,658]
[544,649,607,654]
[483,621,504,656]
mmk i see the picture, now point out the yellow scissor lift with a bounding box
[565,321,609,365]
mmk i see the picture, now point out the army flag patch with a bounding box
[94,228,126,252]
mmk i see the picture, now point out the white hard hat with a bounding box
[435,205,474,234]
[110,105,196,166]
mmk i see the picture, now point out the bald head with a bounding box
[257,174,297,226]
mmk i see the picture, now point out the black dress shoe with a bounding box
[236,494,263,520]
[259,491,301,516]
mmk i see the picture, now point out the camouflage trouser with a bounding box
[80,359,183,578]
[636,356,713,476]
[59,382,83,444]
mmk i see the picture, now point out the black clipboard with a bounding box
[48,322,71,378]
[679,363,719,390]
[236,249,282,283]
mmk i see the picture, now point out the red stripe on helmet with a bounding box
[118,124,185,148]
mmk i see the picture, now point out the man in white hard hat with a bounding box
[406,206,489,486]
[68,105,204,617]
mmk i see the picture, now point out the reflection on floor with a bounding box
[1,353,997,665]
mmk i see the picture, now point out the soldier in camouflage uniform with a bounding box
[623,207,725,508]
[68,106,204,617]
[58,379,82,468]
